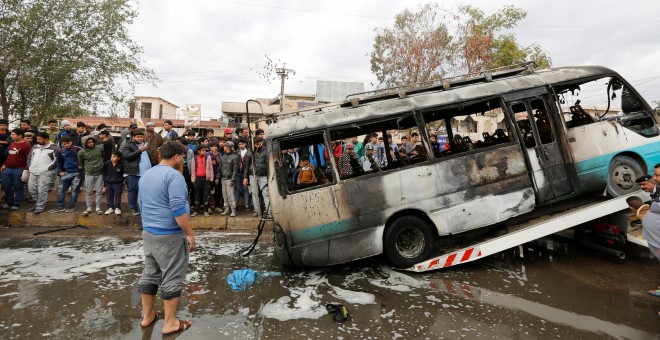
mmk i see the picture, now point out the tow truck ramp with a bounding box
[406,192,647,272]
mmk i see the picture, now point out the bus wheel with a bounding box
[384,216,433,268]
[607,155,644,197]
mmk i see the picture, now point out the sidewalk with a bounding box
[0,187,267,231]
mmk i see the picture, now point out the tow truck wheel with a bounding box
[606,155,644,197]
[384,216,434,268]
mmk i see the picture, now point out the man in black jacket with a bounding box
[119,129,150,215]
[243,137,270,217]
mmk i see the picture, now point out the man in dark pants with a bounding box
[119,129,151,215]
[137,141,194,335]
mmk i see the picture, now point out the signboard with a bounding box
[184,104,201,127]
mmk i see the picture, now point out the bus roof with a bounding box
[265,65,617,139]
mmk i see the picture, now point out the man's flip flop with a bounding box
[648,289,660,297]
[141,310,161,328]
[162,319,192,335]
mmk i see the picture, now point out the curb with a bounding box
[0,211,270,231]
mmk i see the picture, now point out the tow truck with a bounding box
[405,192,650,272]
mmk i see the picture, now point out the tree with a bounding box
[0,0,156,124]
[370,3,453,88]
[456,5,551,73]
[370,4,552,88]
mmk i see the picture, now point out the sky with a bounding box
[128,0,660,120]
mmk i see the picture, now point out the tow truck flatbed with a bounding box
[406,192,649,272]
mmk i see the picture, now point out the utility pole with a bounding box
[276,64,295,112]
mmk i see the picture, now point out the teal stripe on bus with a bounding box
[289,219,354,244]
[574,142,660,182]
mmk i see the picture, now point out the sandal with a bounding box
[163,319,192,335]
[141,310,161,328]
[648,289,660,297]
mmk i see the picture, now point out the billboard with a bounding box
[184,104,201,127]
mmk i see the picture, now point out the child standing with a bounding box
[220,141,239,217]
[190,144,214,217]
[208,142,223,212]
[50,135,82,213]
[78,136,105,216]
[297,154,317,186]
[103,151,124,215]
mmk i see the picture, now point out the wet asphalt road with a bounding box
[0,228,658,339]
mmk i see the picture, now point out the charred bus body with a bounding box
[263,64,660,268]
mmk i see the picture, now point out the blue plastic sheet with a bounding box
[226,269,282,291]
[227,269,256,291]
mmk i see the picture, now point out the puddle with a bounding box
[0,233,657,339]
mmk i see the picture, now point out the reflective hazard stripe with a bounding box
[415,246,482,271]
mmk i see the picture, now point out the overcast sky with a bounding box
[128,0,660,119]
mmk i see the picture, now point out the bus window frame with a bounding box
[418,96,518,162]
[551,74,658,127]
[328,111,433,183]
[274,130,336,195]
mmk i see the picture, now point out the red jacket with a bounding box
[191,153,214,182]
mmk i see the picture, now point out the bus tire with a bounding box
[606,155,644,197]
[384,216,433,268]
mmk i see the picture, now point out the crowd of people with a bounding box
[0,118,270,218]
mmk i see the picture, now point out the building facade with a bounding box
[130,96,179,120]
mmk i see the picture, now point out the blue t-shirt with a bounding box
[138,147,152,176]
[138,165,189,235]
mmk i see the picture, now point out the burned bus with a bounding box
[262,63,660,268]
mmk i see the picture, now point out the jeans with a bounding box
[84,174,104,210]
[56,172,82,209]
[28,173,55,211]
[222,179,236,211]
[234,173,250,208]
[126,175,140,210]
[106,182,122,209]
[249,175,270,216]
[1,168,24,207]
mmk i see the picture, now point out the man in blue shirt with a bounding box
[137,141,194,335]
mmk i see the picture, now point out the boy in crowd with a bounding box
[98,131,114,162]
[208,142,223,212]
[206,128,218,144]
[19,120,39,144]
[337,143,360,179]
[78,136,105,216]
[50,135,82,213]
[297,155,317,186]
[186,132,197,153]
[190,144,214,217]
[235,138,251,211]
[69,121,86,147]
[22,132,35,203]
[1,128,31,210]
[220,141,239,217]
[245,137,270,217]
[27,132,60,214]
[223,128,233,142]
[45,119,60,144]
[351,136,364,159]
[56,120,72,147]
[359,144,382,173]
[119,129,151,216]
[103,151,124,215]
[430,134,442,158]
[163,120,178,141]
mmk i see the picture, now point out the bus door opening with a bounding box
[508,97,573,203]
